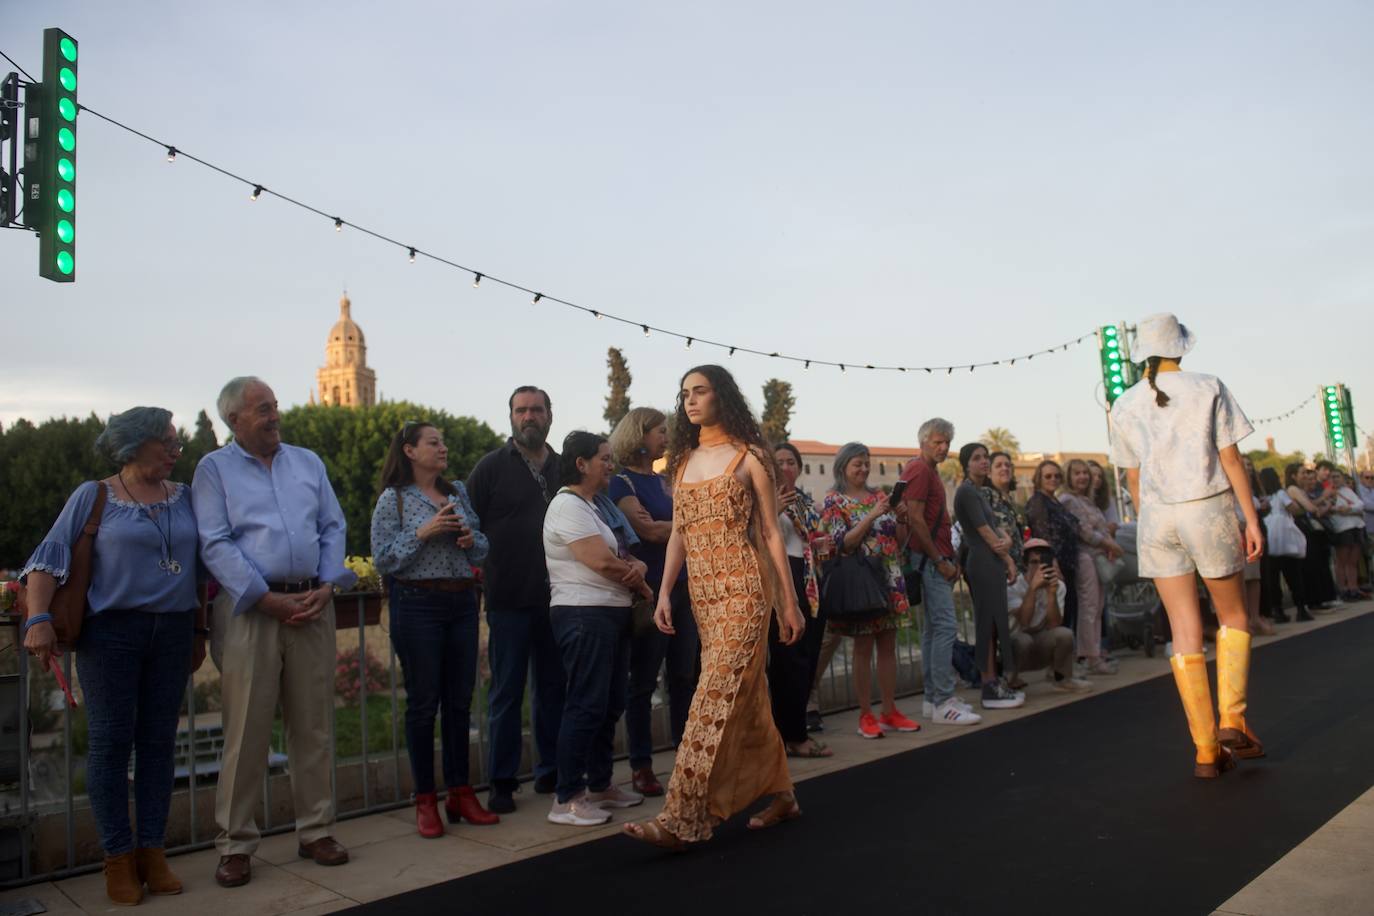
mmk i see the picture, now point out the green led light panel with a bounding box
[36,28,79,282]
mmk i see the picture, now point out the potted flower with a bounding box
[335,555,384,628]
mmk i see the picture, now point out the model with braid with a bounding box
[625,365,805,849]
[1109,314,1265,778]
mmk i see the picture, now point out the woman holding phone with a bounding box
[1110,314,1264,779]
[371,421,497,836]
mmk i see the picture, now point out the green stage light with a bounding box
[34,28,79,281]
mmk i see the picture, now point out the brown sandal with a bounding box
[622,819,687,852]
[786,739,833,759]
[747,794,802,830]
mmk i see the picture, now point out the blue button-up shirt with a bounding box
[193,440,356,615]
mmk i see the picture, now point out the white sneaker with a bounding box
[1051,675,1093,693]
[585,785,644,809]
[547,793,612,826]
[931,699,982,725]
[924,697,975,717]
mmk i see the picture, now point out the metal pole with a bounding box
[389,626,400,803]
[61,653,73,871]
[357,595,370,811]
[185,676,197,845]
[17,637,30,881]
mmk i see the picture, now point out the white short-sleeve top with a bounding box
[543,491,632,608]
[1109,371,1253,507]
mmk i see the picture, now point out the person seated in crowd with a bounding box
[608,408,699,797]
[1327,469,1370,601]
[1006,539,1091,692]
[542,431,653,826]
[1059,459,1127,675]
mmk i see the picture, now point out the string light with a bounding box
[472,272,482,288]
[642,324,650,337]
[69,100,1100,377]
[685,337,693,349]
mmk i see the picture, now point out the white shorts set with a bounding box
[1110,372,1253,580]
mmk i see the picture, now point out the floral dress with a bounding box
[820,489,909,636]
[980,484,1025,571]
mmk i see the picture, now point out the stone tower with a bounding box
[317,292,377,407]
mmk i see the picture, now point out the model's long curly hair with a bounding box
[666,364,772,484]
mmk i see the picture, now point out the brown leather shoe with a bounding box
[215,853,252,888]
[104,852,143,906]
[632,767,665,797]
[135,846,183,895]
[297,836,350,866]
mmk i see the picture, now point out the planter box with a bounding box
[335,593,384,629]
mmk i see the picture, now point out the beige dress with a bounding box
[656,447,792,842]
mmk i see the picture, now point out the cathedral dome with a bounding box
[330,293,365,347]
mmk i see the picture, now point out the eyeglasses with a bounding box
[160,436,183,454]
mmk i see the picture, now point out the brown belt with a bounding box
[394,577,477,593]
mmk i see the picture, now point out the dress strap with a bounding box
[725,447,749,476]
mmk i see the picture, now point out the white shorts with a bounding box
[1137,489,1245,580]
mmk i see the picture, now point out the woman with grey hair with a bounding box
[20,407,205,906]
[819,442,917,739]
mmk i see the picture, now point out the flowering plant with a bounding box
[344,555,383,593]
[335,649,388,704]
[0,580,18,613]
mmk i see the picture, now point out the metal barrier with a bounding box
[0,585,978,887]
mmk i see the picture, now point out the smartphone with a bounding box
[888,480,908,504]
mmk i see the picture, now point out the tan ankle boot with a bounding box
[104,851,144,906]
[135,847,183,895]
[1170,653,1234,778]
[1216,626,1265,758]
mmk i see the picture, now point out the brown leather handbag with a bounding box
[18,482,108,649]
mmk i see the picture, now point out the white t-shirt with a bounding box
[1006,574,1068,635]
[543,492,632,608]
[1329,486,1365,533]
[1109,371,1253,507]
[779,512,806,558]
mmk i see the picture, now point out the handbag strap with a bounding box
[83,480,108,537]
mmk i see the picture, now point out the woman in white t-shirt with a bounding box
[542,431,654,827]
[1110,313,1264,779]
[1327,469,1371,602]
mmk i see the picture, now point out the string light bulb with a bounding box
[334,217,343,232]
[591,310,601,319]
[472,273,482,287]
[532,293,542,304]
[804,360,811,370]
[642,324,650,337]
[250,185,262,201]
[728,347,736,357]
[166,146,177,162]
[408,247,416,263]
[839,364,846,373]
[685,337,693,349]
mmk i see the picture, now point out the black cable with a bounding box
[0,49,36,83]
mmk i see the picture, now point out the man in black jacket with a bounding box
[467,386,564,812]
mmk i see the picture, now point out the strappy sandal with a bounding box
[622,819,687,852]
[747,794,802,830]
[786,739,833,759]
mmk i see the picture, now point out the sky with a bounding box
[3,1,1372,459]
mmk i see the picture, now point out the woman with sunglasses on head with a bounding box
[1025,460,1081,632]
[20,408,205,906]
[1110,313,1263,779]
[371,421,497,837]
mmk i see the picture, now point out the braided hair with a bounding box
[1145,356,1171,407]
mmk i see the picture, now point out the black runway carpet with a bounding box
[348,613,1374,916]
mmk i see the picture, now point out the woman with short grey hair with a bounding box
[20,407,206,906]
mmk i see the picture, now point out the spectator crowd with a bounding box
[16,374,1374,905]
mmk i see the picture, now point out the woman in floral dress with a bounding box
[821,443,917,740]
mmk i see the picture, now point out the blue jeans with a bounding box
[389,584,480,793]
[486,605,565,791]
[550,605,630,803]
[76,608,193,855]
[919,561,957,707]
[625,580,698,770]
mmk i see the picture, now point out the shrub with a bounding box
[335,649,387,705]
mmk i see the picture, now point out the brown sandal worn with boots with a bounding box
[1216,626,1266,759]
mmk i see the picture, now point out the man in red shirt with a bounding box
[899,419,980,725]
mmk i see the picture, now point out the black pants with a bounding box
[768,557,826,745]
[1265,555,1306,614]
[1303,528,1338,606]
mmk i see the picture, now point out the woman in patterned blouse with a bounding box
[371,421,496,837]
[1025,460,1081,632]
[1059,459,1126,675]
[821,442,918,740]
[983,451,1026,571]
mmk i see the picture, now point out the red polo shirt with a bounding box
[900,458,952,558]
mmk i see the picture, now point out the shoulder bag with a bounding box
[18,481,108,649]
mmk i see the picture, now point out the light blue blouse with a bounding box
[371,482,490,580]
[21,481,200,615]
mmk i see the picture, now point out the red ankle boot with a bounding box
[447,786,500,826]
[415,792,444,838]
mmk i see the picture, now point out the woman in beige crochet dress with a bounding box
[624,365,806,850]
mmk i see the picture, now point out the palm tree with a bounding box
[980,427,1021,457]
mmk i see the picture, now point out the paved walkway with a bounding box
[4,602,1371,916]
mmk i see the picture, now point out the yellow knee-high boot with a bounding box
[1216,625,1265,758]
[1170,653,1233,778]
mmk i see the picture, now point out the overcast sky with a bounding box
[4,1,1372,457]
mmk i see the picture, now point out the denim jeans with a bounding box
[549,605,630,803]
[76,608,193,855]
[919,561,957,707]
[625,580,699,769]
[486,605,565,791]
[389,584,480,793]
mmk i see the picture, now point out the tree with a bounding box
[980,427,1021,457]
[0,414,111,567]
[1246,448,1309,481]
[278,402,502,555]
[191,409,218,453]
[604,347,632,430]
[760,379,795,446]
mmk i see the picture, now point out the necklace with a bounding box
[119,473,182,575]
[697,425,733,448]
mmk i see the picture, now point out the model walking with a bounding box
[1110,314,1264,778]
[624,365,806,849]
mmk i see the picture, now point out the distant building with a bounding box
[316,293,377,407]
[785,439,923,499]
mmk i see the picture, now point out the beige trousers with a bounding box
[211,591,336,855]
[1011,626,1075,680]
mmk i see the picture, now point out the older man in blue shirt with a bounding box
[194,377,356,888]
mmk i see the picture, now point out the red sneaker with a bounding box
[879,710,921,733]
[857,712,884,739]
